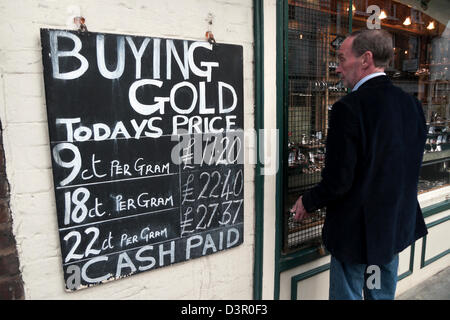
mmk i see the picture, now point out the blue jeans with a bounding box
[329,255,399,300]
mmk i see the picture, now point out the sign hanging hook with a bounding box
[74,16,88,33]
[205,31,216,45]
[205,13,216,45]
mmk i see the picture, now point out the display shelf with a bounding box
[290,93,313,97]
[298,143,325,149]
[428,63,450,67]
[288,171,322,190]
[428,121,450,126]
[422,149,450,164]
[288,217,325,234]
[419,80,450,84]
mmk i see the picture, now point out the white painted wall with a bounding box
[0,0,255,299]
[261,0,278,300]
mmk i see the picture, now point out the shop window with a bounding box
[284,0,449,255]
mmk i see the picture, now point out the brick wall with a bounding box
[0,120,24,299]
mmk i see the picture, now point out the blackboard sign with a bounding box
[40,29,244,291]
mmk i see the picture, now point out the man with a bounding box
[291,29,428,300]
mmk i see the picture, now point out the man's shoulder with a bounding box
[340,79,420,107]
[335,91,360,111]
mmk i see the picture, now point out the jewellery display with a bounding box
[328,61,338,70]
[415,68,430,76]
[288,132,326,173]
[424,118,450,153]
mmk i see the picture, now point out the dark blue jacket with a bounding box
[302,75,428,265]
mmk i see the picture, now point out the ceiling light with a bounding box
[403,17,411,25]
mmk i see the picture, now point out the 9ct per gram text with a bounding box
[180,304,269,318]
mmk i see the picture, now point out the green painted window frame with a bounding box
[421,202,450,268]
[253,0,265,300]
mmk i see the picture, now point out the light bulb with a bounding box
[403,17,411,25]
[427,21,435,30]
[380,10,387,19]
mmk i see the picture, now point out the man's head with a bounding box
[336,29,393,89]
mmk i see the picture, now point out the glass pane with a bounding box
[284,0,450,254]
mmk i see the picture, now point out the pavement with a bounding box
[397,266,450,300]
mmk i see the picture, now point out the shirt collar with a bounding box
[352,72,386,92]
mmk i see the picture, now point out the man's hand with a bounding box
[291,196,310,221]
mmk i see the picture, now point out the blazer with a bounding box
[302,75,428,265]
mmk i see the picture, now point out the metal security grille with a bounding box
[284,0,350,253]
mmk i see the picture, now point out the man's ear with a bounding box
[361,51,374,68]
